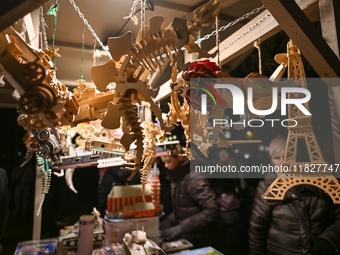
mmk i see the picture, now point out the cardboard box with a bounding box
[104,216,160,245]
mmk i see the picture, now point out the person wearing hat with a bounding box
[159,144,219,248]
[249,135,340,255]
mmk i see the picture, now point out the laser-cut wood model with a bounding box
[140,120,160,201]
[84,120,126,157]
[165,63,191,158]
[169,60,278,155]
[90,0,224,178]
[262,40,340,204]
[0,27,120,163]
[0,27,79,137]
[72,79,115,125]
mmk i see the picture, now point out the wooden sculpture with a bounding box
[84,120,126,156]
[72,79,115,125]
[140,120,160,201]
[0,27,124,164]
[0,27,80,137]
[262,40,340,204]
[165,63,191,158]
[170,60,273,153]
[89,0,226,177]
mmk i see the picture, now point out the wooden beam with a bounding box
[319,0,340,163]
[209,0,318,66]
[0,0,49,32]
[23,8,40,48]
[154,0,318,103]
[260,0,340,79]
[319,0,340,56]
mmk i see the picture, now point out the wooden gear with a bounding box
[262,40,340,204]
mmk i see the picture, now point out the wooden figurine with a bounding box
[123,227,165,255]
[262,40,340,204]
[140,121,160,201]
[170,60,272,155]
[0,27,80,138]
[90,0,226,176]
[107,184,160,219]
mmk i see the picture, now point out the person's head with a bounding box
[161,144,185,170]
[218,148,230,163]
[269,135,286,167]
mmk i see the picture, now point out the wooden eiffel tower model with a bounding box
[262,40,340,204]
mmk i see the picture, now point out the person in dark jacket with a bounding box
[0,168,9,255]
[160,145,219,248]
[249,135,340,255]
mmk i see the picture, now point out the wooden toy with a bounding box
[0,27,80,138]
[84,120,126,157]
[165,64,191,158]
[90,0,225,174]
[107,184,160,219]
[140,121,160,201]
[72,79,115,125]
[262,40,340,204]
[123,227,165,255]
[169,60,274,156]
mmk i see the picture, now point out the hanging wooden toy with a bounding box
[262,40,340,204]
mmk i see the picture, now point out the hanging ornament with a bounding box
[47,3,60,68]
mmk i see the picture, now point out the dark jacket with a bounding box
[165,160,219,242]
[249,176,340,255]
[0,168,8,254]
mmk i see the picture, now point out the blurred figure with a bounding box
[210,148,242,255]
[249,135,340,255]
[0,168,9,255]
[11,157,35,219]
[160,144,219,248]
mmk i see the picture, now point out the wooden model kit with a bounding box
[262,40,340,203]
[107,183,160,219]
[90,0,224,178]
[168,59,301,155]
[140,120,160,200]
[123,227,165,255]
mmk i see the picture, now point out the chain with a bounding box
[68,0,111,56]
[220,13,271,53]
[40,7,49,50]
[195,5,266,45]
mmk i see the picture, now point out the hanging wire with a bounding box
[40,7,49,50]
[220,13,271,54]
[141,0,146,40]
[47,3,60,67]
[80,24,85,79]
[195,5,266,45]
[215,17,220,68]
[68,0,111,57]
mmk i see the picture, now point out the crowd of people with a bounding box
[158,137,340,255]
[1,135,340,255]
